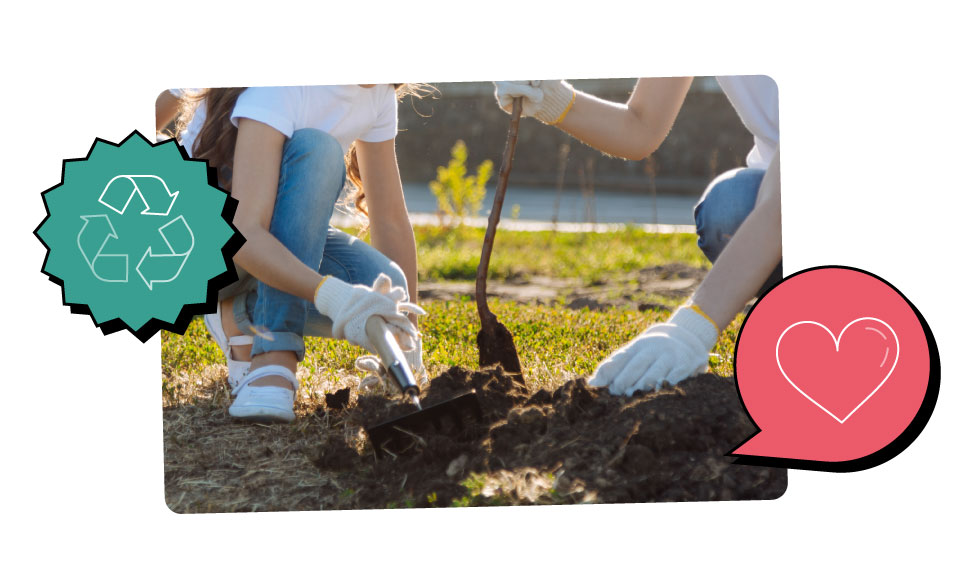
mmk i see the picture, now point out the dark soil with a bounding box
[317,366,786,508]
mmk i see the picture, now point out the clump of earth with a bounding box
[316,365,786,508]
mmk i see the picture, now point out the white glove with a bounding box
[355,355,386,394]
[493,80,576,125]
[589,306,719,396]
[356,334,428,393]
[314,273,424,354]
[405,336,429,387]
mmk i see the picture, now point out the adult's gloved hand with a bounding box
[589,306,719,396]
[493,80,576,125]
[314,273,424,354]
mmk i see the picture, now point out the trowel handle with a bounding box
[364,315,421,399]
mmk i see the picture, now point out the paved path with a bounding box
[333,183,699,233]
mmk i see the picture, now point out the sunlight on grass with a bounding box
[161,224,734,398]
[415,225,709,284]
[162,300,741,396]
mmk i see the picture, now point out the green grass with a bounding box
[162,298,741,398]
[162,225,731,397]
[415,225,709,284]
[162,300,655,394]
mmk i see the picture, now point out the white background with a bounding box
[3,1,962,585]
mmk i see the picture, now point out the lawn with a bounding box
[160,225,754,512]
[163,226,733,402]
[415,224,710,284]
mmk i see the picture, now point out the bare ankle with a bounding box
[221,298,243,337]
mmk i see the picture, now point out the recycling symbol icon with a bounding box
[78,175,195,289]
[36,131,243,341]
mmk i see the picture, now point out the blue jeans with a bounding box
[220,129,407,361]
[694,167,782,296]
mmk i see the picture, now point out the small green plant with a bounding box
[429,140,492,225]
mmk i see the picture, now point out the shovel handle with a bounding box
[364,315,421,401]
[476,96,523,324]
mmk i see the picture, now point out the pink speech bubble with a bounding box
[730,266,939,472]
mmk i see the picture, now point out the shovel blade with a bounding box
[365,391,483,459]
[478,321,525,386]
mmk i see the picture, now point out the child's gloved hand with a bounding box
[314,273,424,354]
[493,80,576,125]
[355,355,387,394]
[589,306,719,396]
[356,334,428,394]
[405,334,429,388]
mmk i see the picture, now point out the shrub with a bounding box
[429,140,493,225]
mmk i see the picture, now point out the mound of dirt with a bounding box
[318,366,786,508]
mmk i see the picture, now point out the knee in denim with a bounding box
[284,129,345,189]
[693,168,764,263]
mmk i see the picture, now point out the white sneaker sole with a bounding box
[227,403,295,423]
[228,365,298,424]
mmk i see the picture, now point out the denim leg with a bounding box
[694,167,764,262]
[298,227,409,338]
[240,129,346,361]
[694,167,782,296]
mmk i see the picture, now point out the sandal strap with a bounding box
[228,335,253,346]
[237,364,299,392]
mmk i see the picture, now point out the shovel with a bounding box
[362,315,483,458]
[476,97,525,386]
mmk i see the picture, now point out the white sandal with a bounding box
[228,365,299,423]
[203,302,252,394]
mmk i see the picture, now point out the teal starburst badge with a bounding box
[35,130,244,341]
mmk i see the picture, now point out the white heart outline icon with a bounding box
[775,317,899,424]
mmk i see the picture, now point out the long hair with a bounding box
[177,87,246,189]
[177,84,434,215]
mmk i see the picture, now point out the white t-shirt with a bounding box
[180,85,398,157]
[715,75,780,169]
